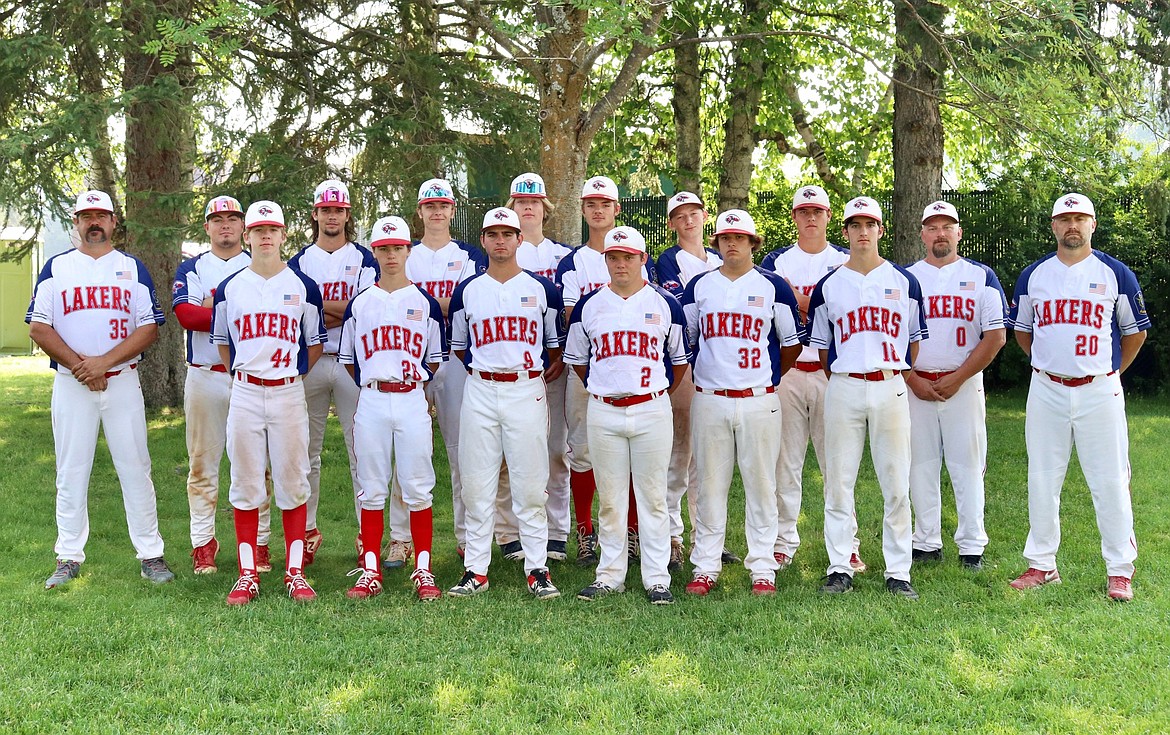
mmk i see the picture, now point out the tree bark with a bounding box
[672,21,702,194]
[123,0,195,408]
[716,0,769,213]
[892,0,945,265]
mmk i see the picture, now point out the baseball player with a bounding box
[760,185,865,573]
[807,196,927,599]
[288,179,378,565]
[906,201,1007,570]
[565,226,689,605]
[446,207,564,599]
[681,210,803,596]
[173,195,274,574]
[406,178,488,562]
[339,215,446,601]
[1008,193,1150,602]
[211,201,327,605]
[556,175,654,566]
[29,190,173,589]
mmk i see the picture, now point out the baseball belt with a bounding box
[473,370,544,382]
[102,363,138,379]
[913,370,955,381]
[235,372,300,387]
[843,369,898,382]
[1034,368,1116,387]
[695,386,777,398]
[794,361,822,373]
[189,363,229,373]
[369,380,418,393]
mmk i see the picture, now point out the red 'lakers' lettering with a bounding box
[470,316,539,346]
[1032,299,1104,329]
[926,295,975,321]
[320,282,353,301]
[419,281,456,299]
[60,286,133,315]
[591,331,660,361]
[360,325,424,360]
[234,312,301,343]
[836,307,902,343]
[701,312,764,341]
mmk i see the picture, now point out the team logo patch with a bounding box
[591,180,607,191]
[1089,282,1106,294]
[173,280,185,294]
[662,280,680,292]
[675,193,691,202]
[1064,197,1080,208]
[932,203,948,211]
[406,308,423,321]
[747,295,764,307]
[959,281,975,291]
[382,222,397,233]
[86,194,101,203]
[258,205,273,216]
[853,201,869,209]
[801,188,817,199]
[1136,291,1147,315]
[644,312,661,325]
[520,296,537,308]
[612,231,629,242]
[283,294,300,306]
[723,213,741,224]
[884,288,901,300]
[494,210,510,220]
[115,270,132,281]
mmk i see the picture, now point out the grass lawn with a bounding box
[1,354,1168,734]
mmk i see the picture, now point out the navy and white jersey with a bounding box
[908,257,1007,372]
[563,283,690,397]
[288,241,378,353]
[681,267,803,390]
[406,240,487,302]
[172,250,251,366]
[211,266,327,379]
[1010,250,1150,376]
[556,245,657,308]
[761,243,849,363]
[516,237,572,282]
[338,284,446,387]
[808,261,928,372]
[449,270,564,372]
[655,245,722,298]
[27,248,165,373]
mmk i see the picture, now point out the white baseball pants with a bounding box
[51,370,165,563]
[667,370,699,542]
[227,379,311,511]
[588,395,672,590]
[353,387,435,512]
[304,354,360,527]
[908,372,989,555]
[1023,371,1136,577]
[823,374,913,581]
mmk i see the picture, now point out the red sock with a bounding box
[410,507,434,566]
[282,504,307,574]
[360,508,384,571]
[627,478,638,533]
[571,469,596,535]
[233,507,259,575]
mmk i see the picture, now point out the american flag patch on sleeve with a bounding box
[747,295,764,307]
[116,270,132,280]
[644,312,661,325]
[520,296,536,308]
[959,281,975,291]
[447,261,461,271]
[406,307,423,321]
[283,294,301,306]
[884,288,901,300]
[1089,283,1106,294]
[345,265,359,276]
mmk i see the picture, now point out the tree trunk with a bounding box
[123,0,195,408]
[891,0,945,265]
[716,0,769,213]
[672,22,702,194]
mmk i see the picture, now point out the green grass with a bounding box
[1,354,1168,734]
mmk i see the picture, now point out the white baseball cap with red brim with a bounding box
[843,196,883,223]
[245,201,286,229]
[603,226,646,254]
[667,191,704,216]
[481,207,521,232]
[1052,193,1095,218]
[714,209,758,237]
[74,190,115,215]
[510,173,547,199]
[418,178,456,205]
[370,216,412,247]
[314,179,351,209]
[581,176,619,201]
[921,200,959,223]
[792,185,831,211]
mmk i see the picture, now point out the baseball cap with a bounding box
[714,209,758,237]
[843,196,883,223]
[369,216,412,247]
[418,178,456,205]
[667,191,704,216]
[481,207,521,232]
[244,201,285,229]
[792,185,831,211]
[510,173,547,199]
[1052,193,1095,218]
[204,195,243,221]
[314,179,351,209]
[921,200,959,223]
[581,175,619,201]
[603,226,647,255]
[73,190,114,215]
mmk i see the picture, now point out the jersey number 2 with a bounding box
[270,349,292,369]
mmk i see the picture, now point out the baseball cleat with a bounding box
[303,528,324,565]
[720,547,741,565]
[773,552,792,571]
[384,540,413,570]
[1009,567,1061,590]
[226,573,260,605]
[819,571,854,594]
[1106,575,1133,602]
[255,544,272,573]
[685,574,717,596]
[577,581,624,601]
[849,552,868,574]
[345,568,383,600]
[959,554,983,571]
[411,568,442,602]
[285,572,317,602]
[45,560,81,590]
[447,570,489,597]
[140,557,175,585]
[912,548,943,563]
[576,529,598,567]
[627,529,640,562]
[886,578,919,600]
[751,578,777,596]
[500,540,524,561]
[647,584,675,605]
[546,539,568,562]
[527,568,560,600]
[668,538,684,571]
[191,539,219,574]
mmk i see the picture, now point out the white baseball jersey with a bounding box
[563,283,690,396]
[338,284,446,384]
[556,245,655,307]
[681,267,803,390]
[288,242,378,353]
[173,251,251,366]
[27,249,166,372]
[908,258,1008,371]
[655,246,722,298]
[807,261,928,371]
[406,240,487,302]
[211,267,327,378]
[761,244,849,363]
[516,237,572,281]
[1010,251,1150,376]
[449,271,564,371]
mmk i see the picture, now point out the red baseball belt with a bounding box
[102,363,138,379]
[794,361,822,373]
[189,363,228,373]
[914,369,955,381]
[473,370,543,382]
[1034,368,1115,387]
[370,380,418,393]
[235,372,299,387]
[595,390,666,407]
[845,370,897,382]
[695,386,776,398]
